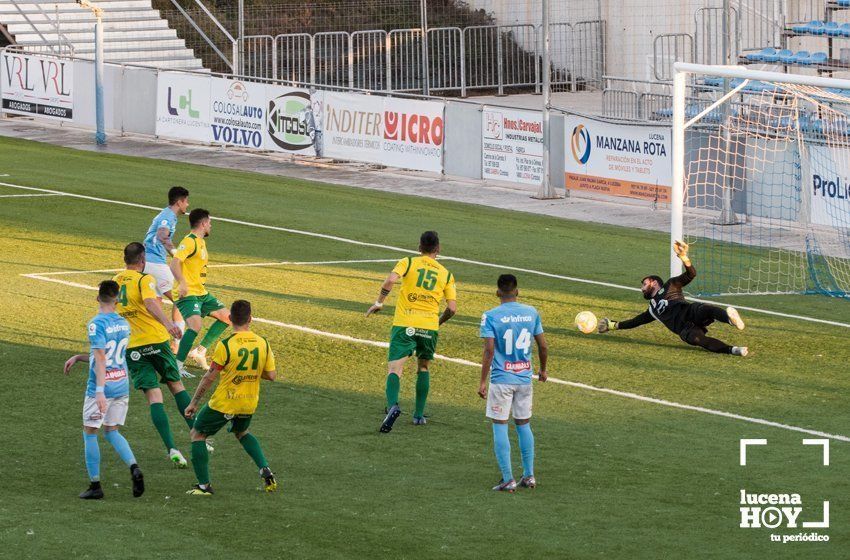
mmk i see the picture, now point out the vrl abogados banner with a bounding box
[320,92,444,173]
[1,52,73,120]
[564,115,672,203]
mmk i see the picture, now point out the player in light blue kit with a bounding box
[144,186,190,366]
[478,274,548,492]
[63,281,145,500]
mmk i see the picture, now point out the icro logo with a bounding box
[571,124,591,164]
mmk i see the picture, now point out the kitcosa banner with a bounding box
[265,85,317,156]
[320,92,444,172]
[1,52,73,120]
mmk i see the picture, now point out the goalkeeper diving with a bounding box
[598,241,748,356]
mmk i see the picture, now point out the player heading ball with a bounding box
[598,241,748,356]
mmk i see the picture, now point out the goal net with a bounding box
[672,64,850,298]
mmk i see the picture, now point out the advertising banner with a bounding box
[482,107,543,185]
[807,145,850,227]
[209,78,265,149]
[564,115,672,202]
[1,51,73,120]
[155,72,211,142]
[265,85,317,156]
[321,92,444,172]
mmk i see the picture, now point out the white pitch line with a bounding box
[23,258,400,277]
[2,180,848,329]
[0,193,63,198]
[21,271,850,443]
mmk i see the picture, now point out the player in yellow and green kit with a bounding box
[114,242,195,467]
[170,208,231,377]
[365,231,457,433]
[183,300,278,495]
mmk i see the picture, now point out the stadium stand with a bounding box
[0,0,205,70]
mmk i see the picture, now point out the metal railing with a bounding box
[242,20,606,96]
[6,0,75,55]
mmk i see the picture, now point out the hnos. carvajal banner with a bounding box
[482,107,543,185]
[564,115,672,203]
[321,92,444,172]
[155,71,211,142]
[1,51,73,120]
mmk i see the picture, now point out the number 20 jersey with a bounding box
[479,302,543,385]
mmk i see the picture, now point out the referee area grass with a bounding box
[0,136,848,559]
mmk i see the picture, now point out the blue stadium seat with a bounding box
[841,23,850,36]
[702,77,723,87]
[791,20,825,35]
[810,51,829,65]
[825,22,842,36]
[793,50,812,64]
[776,49,794,63]
[745,47,775,62]
[839,0,850,7]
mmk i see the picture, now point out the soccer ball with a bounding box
[574,311,598,334]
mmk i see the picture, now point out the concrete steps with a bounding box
[0,0,206,71]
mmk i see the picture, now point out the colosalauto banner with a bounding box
[209,78,265,149]
[265,85,317,156]
[807,145,850,227]
[155,72,211,142]
[1,52,73,120]
[321,91,444,172]
[564,115,672,202]
[482,107,543,185]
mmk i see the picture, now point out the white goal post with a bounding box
[671,62,850,298]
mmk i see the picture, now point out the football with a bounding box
[575,311,598,334]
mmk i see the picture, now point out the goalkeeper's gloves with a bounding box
[598,318,618,333]
[673,240,690,265]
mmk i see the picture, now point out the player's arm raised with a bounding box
[479,337,495,399]
[184,362,223,419]
[534,333,548,382]
[63,354,88,375]
[670,240,696,287]
[365,272,400,317]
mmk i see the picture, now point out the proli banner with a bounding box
[265,85,317,156]
[482,107,543,185]
[209,78,265,149]
[564,115,672,202]
[321,91,444,173]
[155,71,211,142]
[807,145,850,227]
[1,52,73,120]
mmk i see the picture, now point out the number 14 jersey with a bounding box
[479,302,543,385]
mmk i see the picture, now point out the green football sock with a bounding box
[149,402,176,451]
[191,440,210,485]
[199,320,228,349]
[238,433,269,469]
[414,370,430,418]
[173,390,193,429]
[385,373,400,409]
[176,328,198,362]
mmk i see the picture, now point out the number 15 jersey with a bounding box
[209,331,276,415]
[391,255,456,331]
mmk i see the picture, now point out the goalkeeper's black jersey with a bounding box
[619,264,697,335]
